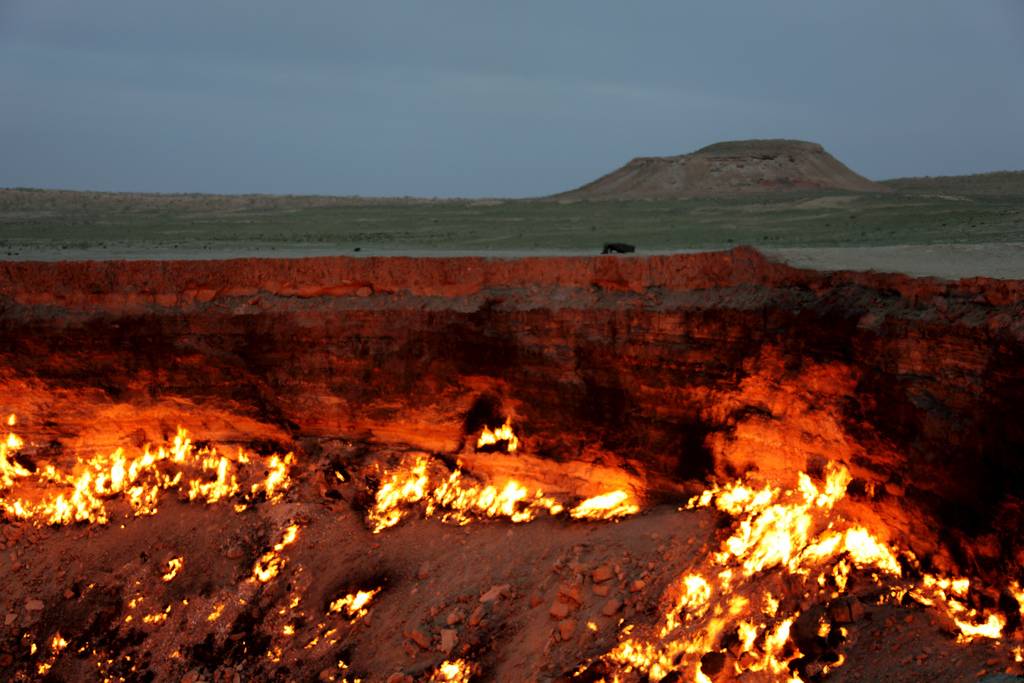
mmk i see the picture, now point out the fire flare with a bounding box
[591,462,1010,681]
[569,490,639,520]
[0,416,295,525]
[366,454,639,532]
[475,419,518,453]
[430,658,474,682]
[252,523,301,583]
[329,588,381,620]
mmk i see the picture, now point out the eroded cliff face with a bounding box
[0,249,1022,681]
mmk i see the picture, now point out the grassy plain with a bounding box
[1,173,1022,267]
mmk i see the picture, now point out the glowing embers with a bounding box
[365,453,639,533]
[0,415,296,525]
[161,556,184,582]
[475,418,518,453]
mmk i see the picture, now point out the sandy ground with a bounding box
[763,242,1024,280]
[2,242,1021,281]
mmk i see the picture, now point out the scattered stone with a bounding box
[629,579,646,593]
[558,583,582,604]
[591,565,614,583]
[440,629,458,654]
[593,583,611,597]
[700,651,727,679]
[479,584,510,603]
[446,609,463,626]
[828,597,865,624]
[558,618,576,641]
[601,599,622,617]
[224,546,244,560]
[529,593,543,608]
[385,675,413,683]
[549,601,572,620]
[468,605,485,627]
[408,629,430,650]
[25,598,43,611]
[4,613,16,626]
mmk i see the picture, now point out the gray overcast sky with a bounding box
[2,2,1022,197]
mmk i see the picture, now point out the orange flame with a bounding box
[569,490,639,520]
[594,461,1007,681]
[365,454,639,532]
[252,523,300,583]
[0,417,295,525]
[476,418,519,452]
[430,659,474,682]
[329,588,381,620]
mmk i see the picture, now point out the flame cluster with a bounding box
[430,659,474,682]
[253,524,301,583]
[366,454,638,532]
[475,418,519,452]
[329,588,381,620]
[0,415,295,525]
[596,463,1010,681]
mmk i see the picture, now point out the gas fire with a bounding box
[3,410,1019,680]
[329,588,381,620]
[0,416,295,525]
[587,462,1013,681]
[252,523,301,583]
[365,453,639,532]
[475,418,518,453]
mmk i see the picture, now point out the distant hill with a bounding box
[554,139,887,200]
[882,171,1024,197]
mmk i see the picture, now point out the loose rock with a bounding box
[601,599,622,617]
[479,584,510,603]
[549,601,572,619]
[558,618,576,641]
[408,629,430,649]
[440,629,458,654]
[591,565,614,583]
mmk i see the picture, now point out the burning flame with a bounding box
[430,659,474,682]
[366,454,639,532]
[329,588,381,620]
[476,418,518,452]
[0,417,295,525]
[161,556,183,582]
[252,523,301,583]
[590,462,1010,681]
[569,490,638,520]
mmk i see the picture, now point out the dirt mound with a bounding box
[556,139,887,199]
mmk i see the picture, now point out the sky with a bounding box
[1,1,1022,197]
